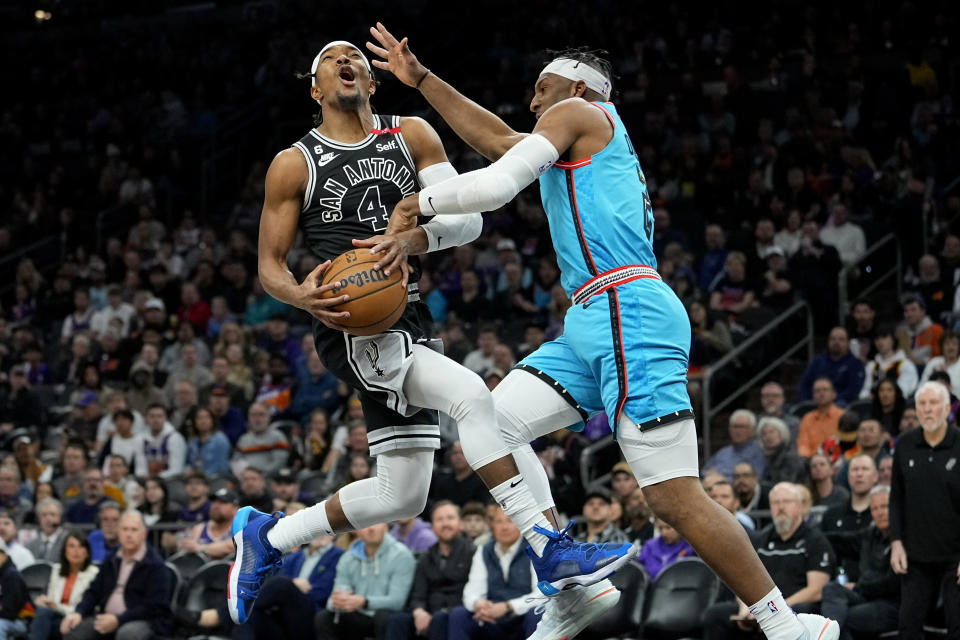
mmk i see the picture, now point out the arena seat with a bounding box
[582,562,650,639]
[181,560,231,613]
[163,561,183,607]
[643,558,720,639]
[21,561,53,600]
[167,550,210,585]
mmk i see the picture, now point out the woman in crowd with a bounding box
[185,407,231,476]
[138,477,178,527]
[29,531,98,640]
[337,453,372,491]
[301,408,336,474]
[139,477,180,553]
[758,417,807,485]
[807,452,849,508]
[871,379,906,436]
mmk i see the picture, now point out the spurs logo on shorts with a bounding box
[365,341,385,377]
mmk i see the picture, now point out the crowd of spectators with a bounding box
[1,0,959,639]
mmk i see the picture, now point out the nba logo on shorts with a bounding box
[767,601,778,614]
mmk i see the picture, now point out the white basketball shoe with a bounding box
[526,578,621,640]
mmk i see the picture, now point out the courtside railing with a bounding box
[700,300,814,458]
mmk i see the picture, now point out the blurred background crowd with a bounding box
[0,0,959,639]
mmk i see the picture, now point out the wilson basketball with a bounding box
[320,249,406,336]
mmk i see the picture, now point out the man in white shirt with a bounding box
[0,510,35,569]
[451,507,541,640]
[461,326,499,376]
[100,410,148,478]
[90,286,137,339]
[141,404,186,479]
[95,392,147,452]
[820,202,867,267]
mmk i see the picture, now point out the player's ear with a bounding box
[368,78,376,96]
[573,80,588,98]
[311,85,323,103]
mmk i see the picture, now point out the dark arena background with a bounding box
[1,1,959,638]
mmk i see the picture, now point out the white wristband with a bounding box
[417,162,483,252]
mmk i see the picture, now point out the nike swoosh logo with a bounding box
[510,477,523,488]
[317,153,340,167]
[427,196,437,213]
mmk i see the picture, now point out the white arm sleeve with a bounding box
[417,162,482,252]
[418,133,560,215]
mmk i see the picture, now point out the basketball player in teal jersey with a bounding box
[365,23,841,640]
[229,40,637,627]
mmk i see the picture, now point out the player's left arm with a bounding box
[352,116,482,275]
[384,99,605,232]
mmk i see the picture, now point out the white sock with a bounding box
[749,587,805,640]
[488,474,553,556]
[266,500,334,552]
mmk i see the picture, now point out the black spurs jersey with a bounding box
[292,114,424,282]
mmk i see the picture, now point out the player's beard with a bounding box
[335,90,365,111]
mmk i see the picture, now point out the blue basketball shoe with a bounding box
[227,506,284,624]
[526,521,638,595]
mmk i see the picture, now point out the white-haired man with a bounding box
[703,409,766,481]
[890,381,960,640]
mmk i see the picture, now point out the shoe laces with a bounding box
[533,520,604,557]
[534,520,576,546]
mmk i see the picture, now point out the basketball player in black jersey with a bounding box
[229,40,622,627]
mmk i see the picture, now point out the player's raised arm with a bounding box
[367,22,526,162]
[257,149,351,329]
[385,99,601,230]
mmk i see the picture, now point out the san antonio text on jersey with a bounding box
[292,114,422,263]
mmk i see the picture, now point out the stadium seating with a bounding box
[643,558,720,639]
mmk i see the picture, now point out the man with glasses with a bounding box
[703,483,837,640]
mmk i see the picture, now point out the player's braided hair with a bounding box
[295,66,379,127]
[544,47,616,97]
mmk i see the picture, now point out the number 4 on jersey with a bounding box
[358,185,389,231]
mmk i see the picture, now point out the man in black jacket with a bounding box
[60,510,172,639]
[821,485,899,640]
[890,382,960,640]
[385,501,474,640]
[820,455,878,581]
[0,537,30,638]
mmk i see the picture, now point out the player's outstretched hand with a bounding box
[385,193,421,236]
[298,260,351,331]
[366,22,428,87]
[352,230,419,288]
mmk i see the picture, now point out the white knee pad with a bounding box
[338,448,433,528]
[454,374,512,470]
